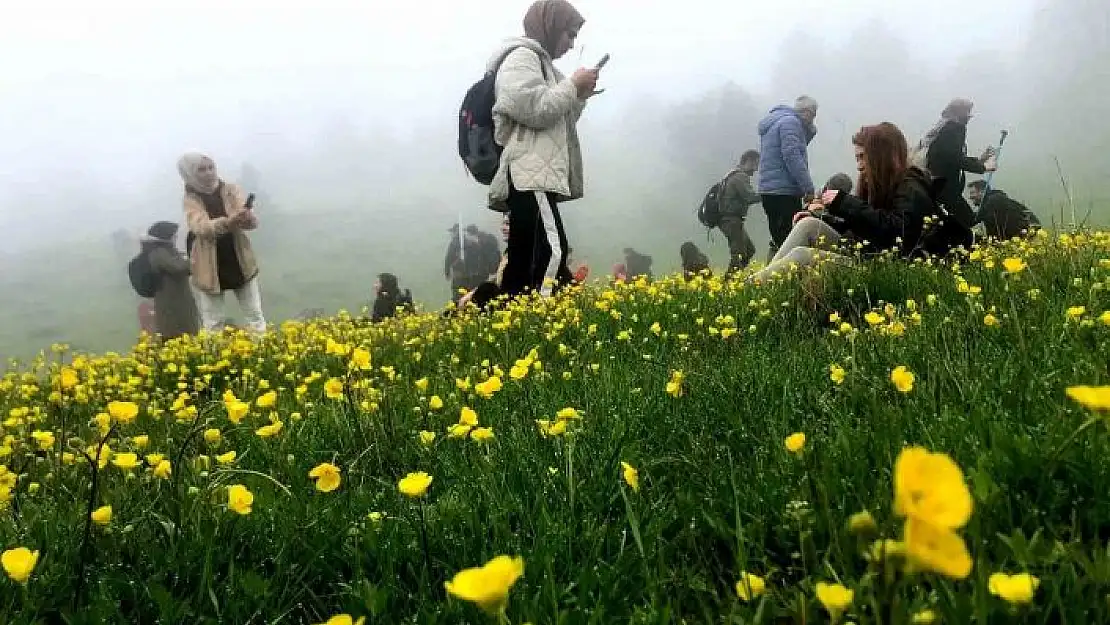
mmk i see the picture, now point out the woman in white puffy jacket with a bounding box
[489,0,599,298]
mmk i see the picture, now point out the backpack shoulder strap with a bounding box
[490,45,550,81]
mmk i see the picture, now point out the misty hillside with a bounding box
[0,0,1107,360]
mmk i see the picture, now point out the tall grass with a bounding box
[2,231,1110,623]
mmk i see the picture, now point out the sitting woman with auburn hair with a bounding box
[749,121,969,282]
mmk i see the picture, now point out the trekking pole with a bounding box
[982,129,1008,193]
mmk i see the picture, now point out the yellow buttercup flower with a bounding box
[324,378,345,400]
[203,429,222,445]
[107,401,140,424]
[60,367,79,390]
[91,505,112,526]
[459,407,479,427]
[665,370,685,398]
[847,511,877,536]
[1066,385,1110,411]
[829,364,846,385]
[784,432,806,455]
[152,460,172,480]
[414,377,429,392]
[350,348,372,371]
[444,555,524,614]
[314,615,366,625]
[620,461,639,492]
[988,572,1039,604]
[418,430,437,446]
[309,462,342,493]
[216,451,237,466]
[903,517,972,579]
[132,435,150,449]
[890,366,915,393]
[1002,257,1026,274]
[398,471,433,498]
[474,376,503,399]
[734,572,766,601]
[226,400,249,424]
[1,547,39,584]
[255,420,284,438]
[30,430,55,451]
[428,395,444,411]
[894,447,972,530]
[864,311,885,326]
[227,484,254,515]
[556,407,581,420]
[815,582,854,621]
[112,452,141,471]
[470,427,495,442]
[256,391,277,409]
[911,609,937,624]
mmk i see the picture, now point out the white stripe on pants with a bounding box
[192,277,267,334]
[535,192,562,297]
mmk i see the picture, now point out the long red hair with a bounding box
[853,122,909,210]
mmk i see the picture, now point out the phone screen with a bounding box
[595,54,610,70]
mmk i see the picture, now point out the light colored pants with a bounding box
[748,217,849,282]
[193,277,267,334]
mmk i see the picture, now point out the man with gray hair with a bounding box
[756,95,818,259]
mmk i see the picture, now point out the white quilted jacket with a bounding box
[488,37,586,209]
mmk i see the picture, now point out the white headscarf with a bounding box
[177,152,219,194]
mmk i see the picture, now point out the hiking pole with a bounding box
[982,130,1008,193]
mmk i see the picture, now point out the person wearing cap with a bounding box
[141,221,200,340]
[968,180,1040,240]
[757,95,820,259]
[910,98,997,229]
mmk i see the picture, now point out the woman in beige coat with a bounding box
[489,0,601,298]
[179,152,267,334]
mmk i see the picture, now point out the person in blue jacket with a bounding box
[756,95,819,259]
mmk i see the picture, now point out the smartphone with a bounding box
[245,193,256,210]
[595,53,610,71]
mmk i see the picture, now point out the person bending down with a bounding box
[749,122,969,283]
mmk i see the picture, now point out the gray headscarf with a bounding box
[177,152,219,194]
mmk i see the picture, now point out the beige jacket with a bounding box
[489,37,586,208]
[184,182,259,294]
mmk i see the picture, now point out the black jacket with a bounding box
[825,167,970,258]
[926,121,986,225]
[372,290,413,322]
[975,190,1040,239]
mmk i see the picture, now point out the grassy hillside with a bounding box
[3,231,1110,622]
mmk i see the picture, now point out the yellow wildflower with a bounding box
[418,430,437,446]
[988,572,1039,605]
[216,451,237,466]
[734,572,766,601]
[1,547,39,584]
[444,555,524,614]
[309,463,342,493]
[666,370,685,398]
[398,471,433,498]
[256,391,277,409]
[470,427,495,443]
[203,429,221,445]
[815,582,854,621]
[324,378,345,400]
[91,505,112,526]
[314,616,366,625]
[108,401,140,424]
[829,364,846,385]
[256,420,284,438]
[784,432,806,455]
[1002,257,1026,274]
[890,366,915,393]
[459,407,479,427]
[112,452,141,471]
[894,447,972,530]
[227,484,254,515]
[428,395,444,411]
[1066,385,1110,411]
[620,461,639,492]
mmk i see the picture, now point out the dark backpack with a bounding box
[458,46,545,185]
[697,170,738,229]
[128,249,159,298]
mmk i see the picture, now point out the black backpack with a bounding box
[697,170,738,229]
[128,249,159,298]
[458,46,545,185]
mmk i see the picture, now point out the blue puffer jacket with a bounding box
[756,105,816,197]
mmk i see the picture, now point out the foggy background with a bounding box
[1,0,1107,360]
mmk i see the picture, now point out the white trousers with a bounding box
[192,277,267,334]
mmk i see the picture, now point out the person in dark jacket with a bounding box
[757,96,819,258]
[749,122,964,283]
[142,221,200,340]
[445,224,500,302]
[822,173,854,196]
[718,149,761,273]
[912,98,997,229]
[968,180,1041,240]
[372,273,414,322]
[680,242,711,280]
[623,248,653,280]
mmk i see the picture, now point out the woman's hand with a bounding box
[820,189,839,205]
[570,68,599,97]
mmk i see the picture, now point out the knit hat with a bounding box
[147,221,179,241]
